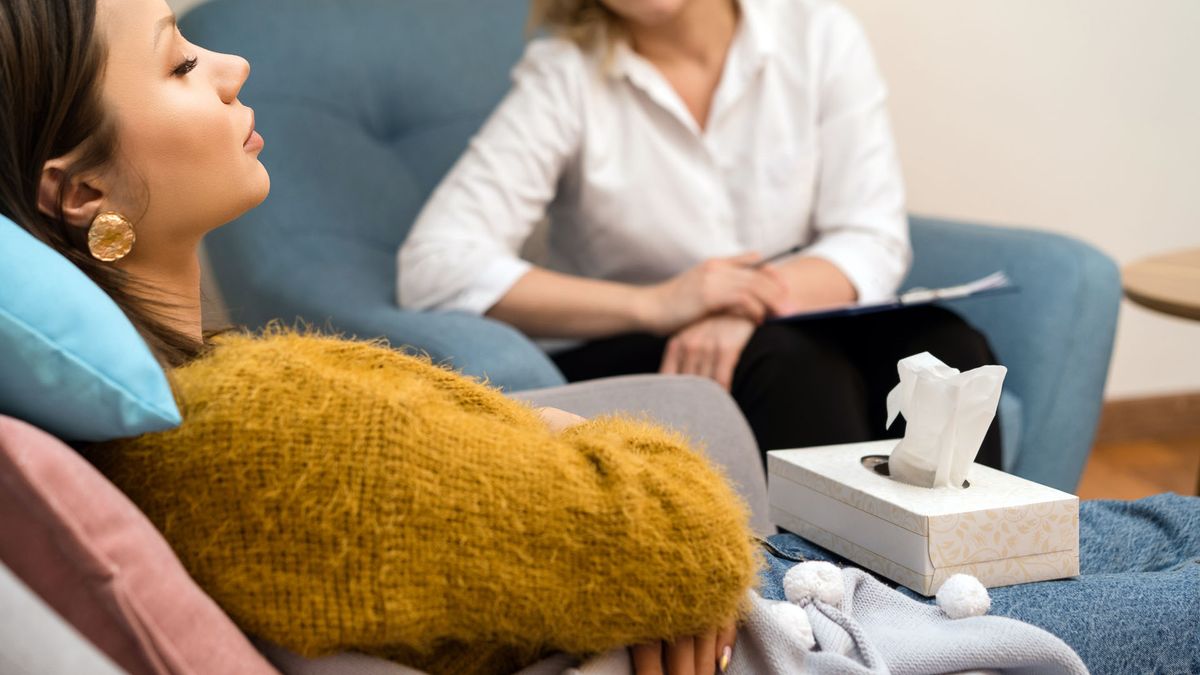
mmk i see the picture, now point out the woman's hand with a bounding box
[631,621,737,675]
[659,315,757,391]
[638,254,792,336]
[536,406,587,433]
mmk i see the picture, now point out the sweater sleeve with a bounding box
[91,332,759,675]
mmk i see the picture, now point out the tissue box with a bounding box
[768,439,1079,596]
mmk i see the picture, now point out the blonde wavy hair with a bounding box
[528,0,627,50]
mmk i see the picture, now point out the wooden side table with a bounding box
[1123,248,1200,321]
[1121,247,1200,494]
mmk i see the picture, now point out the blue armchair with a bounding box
[184,0,1119,492]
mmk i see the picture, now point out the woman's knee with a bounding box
[901,306,998,369]
[732,324,872,450]
[733,324,864,397]
[738,325,850,375]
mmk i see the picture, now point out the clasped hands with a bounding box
[641,253,797,391]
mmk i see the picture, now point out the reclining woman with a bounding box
[398,0,1005,469]
[1,0,1195,674]
[0,0,753,673]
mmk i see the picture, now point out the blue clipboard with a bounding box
[770,272,1018,323]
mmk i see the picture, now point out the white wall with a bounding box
[175,0,1199,398]
[839,0,1200,398]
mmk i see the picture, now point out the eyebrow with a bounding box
[153,15,177,51]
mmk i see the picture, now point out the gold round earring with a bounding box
[87,211,136,262]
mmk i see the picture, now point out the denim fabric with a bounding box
[759,494,1200,675]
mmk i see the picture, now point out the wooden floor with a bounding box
[1077,435,1200,500]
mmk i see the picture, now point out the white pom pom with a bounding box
[768,600,816,650]
[936,574,991,619]
[783,561,844,607]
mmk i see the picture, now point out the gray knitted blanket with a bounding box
[727,568,1088,675]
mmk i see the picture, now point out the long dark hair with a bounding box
[0,0,205,367]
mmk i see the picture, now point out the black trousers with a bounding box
[551,305,1003,470]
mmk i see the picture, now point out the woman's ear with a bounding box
[37,158,107,228]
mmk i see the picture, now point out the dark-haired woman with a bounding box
[2,1,1197,674]
[0,0,753,672]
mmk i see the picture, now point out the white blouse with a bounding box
[398,0,911,316]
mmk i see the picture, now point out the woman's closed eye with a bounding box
[172,55,197,77]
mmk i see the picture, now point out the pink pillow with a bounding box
[0,415,278,675]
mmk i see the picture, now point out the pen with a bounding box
[752,244,803,268]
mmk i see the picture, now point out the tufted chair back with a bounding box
[182,0,566,390]
[183,0,1121,490]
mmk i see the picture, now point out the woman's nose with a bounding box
[216,53,251,104]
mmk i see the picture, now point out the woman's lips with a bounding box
[244,110,264,152]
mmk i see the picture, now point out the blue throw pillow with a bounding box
[0,214,181,441]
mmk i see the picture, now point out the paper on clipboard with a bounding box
[771,271,1016,323]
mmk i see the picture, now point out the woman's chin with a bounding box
[245,165,271,210]
[254,168,271,203]
[210,173,271,233]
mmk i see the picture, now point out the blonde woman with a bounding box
[398,0,1005,468]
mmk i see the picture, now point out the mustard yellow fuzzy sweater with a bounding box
[91,332,760,674]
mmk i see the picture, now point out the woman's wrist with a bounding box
[629,284,666,336]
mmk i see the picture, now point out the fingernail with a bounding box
[719,645,732,672]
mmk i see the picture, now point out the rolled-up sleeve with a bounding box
[397,40,584,314]
[802,5,911,304]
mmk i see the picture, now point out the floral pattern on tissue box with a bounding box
[928,500,1079,567]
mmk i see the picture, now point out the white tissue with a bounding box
[885,352,1006,489]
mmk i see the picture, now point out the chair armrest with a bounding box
[211,234,566,393]
[345,307,566,392]
[907,216,1121,491]
[514,374,773,537]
